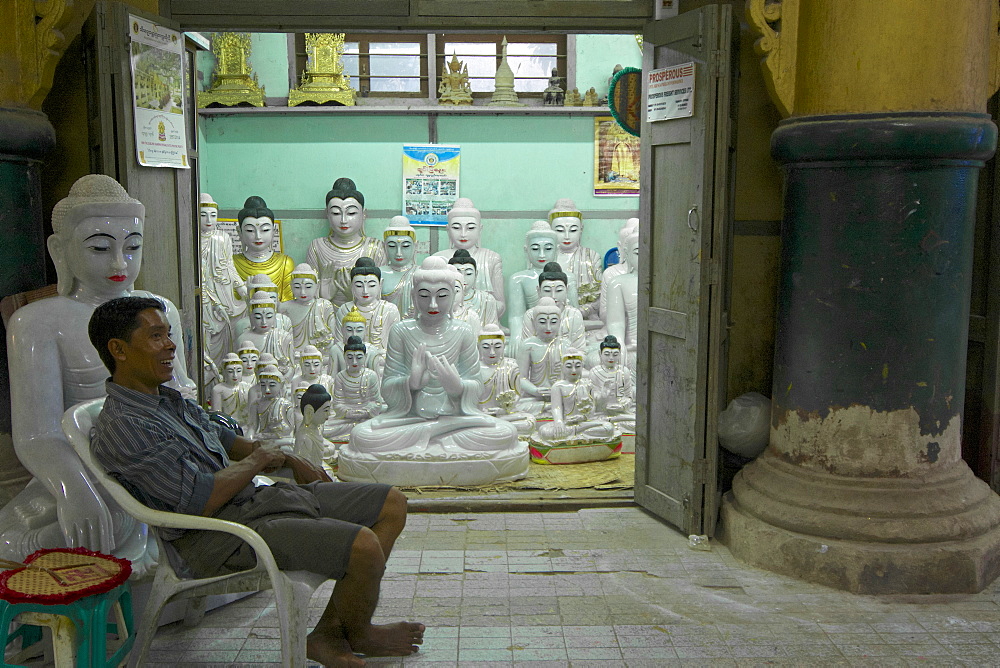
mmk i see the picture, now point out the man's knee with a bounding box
[347,527,386,577]
[382,487,407,525]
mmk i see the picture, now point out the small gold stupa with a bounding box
[489,38,523,107]
[288,33,356,107]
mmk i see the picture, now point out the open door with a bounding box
[634,4,737,537]
[82,1,201,391]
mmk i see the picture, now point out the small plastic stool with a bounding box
[0,581,134,667]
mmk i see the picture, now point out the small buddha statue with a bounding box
[211,353,250,428]
[507,221,562,354]
[605,224,639,374]
[333,258,400,352]
[200,192,248,365]
[247,352,281,408]
[330,305,387,380]
[514,297,565,416]
[582,87,600,106]
[477,325,536,435]
[339,257,528,486]
[291,345,335,397]
[549,198,603,320]
[450,268,482,338]
[564,87,583,106]
[291,381,311,433]
[282,263,336,356]
[293,384,338,468]
[448,249,500,330]
[246,274,292,331]
[521,263,586,354]
[232,195,295,301]
[542,68,565,106]
[379,216,419,319]
[589,335,636,433]
[250,365,295,445]
[438,53,473,105]
[236,339,260,391]
[326,336,383,440]
[433,197,506,315]
[305,178,387,306]
[238,294,295,377]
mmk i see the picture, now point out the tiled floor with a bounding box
[140,507,1000,666]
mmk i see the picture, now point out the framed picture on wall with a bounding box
[594,117,640,197]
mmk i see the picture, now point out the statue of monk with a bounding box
[305,177,387,306]
[231,195,295,301]
[379,216,419,319]
[477,325,535,435]
[200,192,247,366]
[433,198,506,315]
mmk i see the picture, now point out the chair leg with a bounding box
[127,581,173,668]
[182,596,207,628]
[272,576,307,668]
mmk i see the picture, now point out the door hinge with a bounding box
[692,458,709,483]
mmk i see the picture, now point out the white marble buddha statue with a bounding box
[232,195,295,302]
[246,274,292,331]
[330,306,386,380]
[450,268,482,338]
[333,258,400,353]
[200,192,248,365]
[326,336,383,440]
[599,217,639,320]
[549,198,603,319]
[589,335,636,433]
[379,216,419,319]
[291,345,335,396]
[605,225,639,372]
[238,294,295,377]
[306,178,387,306]
[448,249,499,331]
[433,198,506,315]
[1,174,196,569]
[477,325,535,436]
[293,384,338,467]
[281,263,336,356]
[250,365,295,445]
[514,297,564,415]
[212,353,250,428]
[236,339,260,392]
[521,263,586,354]
[339,257,528,486]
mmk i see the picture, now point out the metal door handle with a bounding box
[687,205,699,231]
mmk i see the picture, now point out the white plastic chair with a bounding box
[62,398,327,668]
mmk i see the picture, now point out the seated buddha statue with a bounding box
[333,257,401,353]
[211,353,250,428]
[237,294,295,377]
[232,195,295,302]
[589,335,636,433]
[250,364,295,445]
[338,257,528,486]
[326,336,383,440]
[477,325,535,435]
[520,262,586,354]
[514,297,565,416]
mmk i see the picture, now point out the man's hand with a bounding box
[247,444,286,474]
[284,453,333,484]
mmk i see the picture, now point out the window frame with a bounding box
[293,32,430,98]
[435,33,568,99]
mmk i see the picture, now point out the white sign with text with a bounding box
[646,62,695,122]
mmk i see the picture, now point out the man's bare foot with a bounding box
[347,621,425,657]
[307,626,365,667]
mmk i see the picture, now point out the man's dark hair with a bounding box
[88,296,165,373]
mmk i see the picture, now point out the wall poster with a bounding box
[128,14,190,168]
[402,144,461,226]
[594,116,640,197]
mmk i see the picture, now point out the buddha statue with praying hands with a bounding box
[477,325,535,436]
[1,174,196,570]
[549,198,603,320]
[338,257,528,486]
[282,263,336,357]
[326,336,383,440]
[433,197,506,315]
[232,195,295,302]
[379,216,419,319]
[306,178,387,306]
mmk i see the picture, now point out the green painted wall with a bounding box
[575,34,642,98]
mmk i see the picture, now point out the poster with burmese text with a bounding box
[403,144,461,226]
[128,15,190,169]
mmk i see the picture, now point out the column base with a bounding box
[719,453,1000,594]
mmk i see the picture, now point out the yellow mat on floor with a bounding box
[394,454,635,493]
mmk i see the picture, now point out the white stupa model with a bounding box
[489,37,524,107]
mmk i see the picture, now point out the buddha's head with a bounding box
[48,174,145,297]
[524,220,559,270]
[257,364,284,399]
[249,294,278,333]
[530,297,561,342]
[300,383,332,425]
[247,273,280,302]
[299,345,323,379]
[236,340,259,375]
[448,249,477,297]
[560,349,585,382]
[621,225,639,273]
[341,306,368,342]
[412,256,457,326]
[238,196,276,255]
[548,198,583,253]
[599,335,623,370]
[446,198,481,250]
[221,353,243,385]
[256,353,278,377]
[199,193,219,234]
[478,324,505,366]
[350,257,382,305]
[294,381,310,405]
[290,263,319,302]
[538,262,569,309]
[383,216,417,269]
[344,335,368,375]
[325,177,365,239]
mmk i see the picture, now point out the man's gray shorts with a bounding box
[172,481,392,580]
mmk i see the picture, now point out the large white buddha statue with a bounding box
[433,198,505,315]
[281,263,336,356]
[515,297,565,415]
[305,178,387,306]
[448,249,499,330]
[599,217,639,320]
[477,325,535,435]
[605,224,639,369]
[521,262,586,354]
[1,174,195,569]
[200,193,247,365]
[338,257,528,486]
[333,257,400,352]
[326,336,383,440]
[549,198,603,319]
[379,216,419,319]
[232,196,295,302]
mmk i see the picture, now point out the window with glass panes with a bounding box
[436,35,566,96]
[293,33,428,97]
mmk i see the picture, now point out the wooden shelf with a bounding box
[197,104,610,117]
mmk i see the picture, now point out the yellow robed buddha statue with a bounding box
[232,195,295,301]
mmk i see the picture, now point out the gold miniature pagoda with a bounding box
[288,33,356,107]
[198,33,266,108]
[489,38,523,107]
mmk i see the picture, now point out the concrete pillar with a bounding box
[721,0,1000,594]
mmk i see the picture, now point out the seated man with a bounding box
[87,296,423,667]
